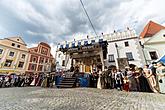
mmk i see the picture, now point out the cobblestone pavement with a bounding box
[0,87,165,110]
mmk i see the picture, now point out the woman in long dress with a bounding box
[127,69,138,91]
[143,65,158,93]
[156,62,165,94]
[97,70,102,89]
[137,68,152,92]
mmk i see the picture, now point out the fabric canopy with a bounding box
[159,55,165,64]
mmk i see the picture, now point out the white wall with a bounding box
[142,29,165,64]
[106,38,145,67]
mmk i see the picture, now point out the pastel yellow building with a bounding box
[0,37,29,74]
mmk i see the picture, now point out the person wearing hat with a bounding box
[156,62,165,93]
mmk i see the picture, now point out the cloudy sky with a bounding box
[0,0,165,55]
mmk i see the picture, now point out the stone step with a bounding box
[57,77,76,88]
[57,84,73,88]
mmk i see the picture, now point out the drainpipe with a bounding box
[115,43,119,69]
[115,43,119,58]
[139,41,147,65]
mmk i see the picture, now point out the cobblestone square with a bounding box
[0,87,165,110]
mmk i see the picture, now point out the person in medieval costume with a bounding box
[127,68,138,91]
[123,76,129,92]
[138,68,152,92]
[30,74,36,86]
[36,74,43,86]
[93,72,98,88]
[41,74,47,87]
[34,74,39,86]
[105,68,112,89]
[111,69,116,89]
[156,62,165,94]
[97,70,102,89]
[143,65,158,93]
[115,69,123,91]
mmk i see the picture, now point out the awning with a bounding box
[158,55,165,64]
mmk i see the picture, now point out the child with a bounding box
[115,69,123,91]
[123,76,129,92]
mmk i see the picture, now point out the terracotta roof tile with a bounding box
[140,21,165,38]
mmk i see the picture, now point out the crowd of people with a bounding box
[0,62,165,94]
[0,73,56,88]
[89,62,165,94]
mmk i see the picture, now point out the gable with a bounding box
[6,37,27,46]
[144,29,165,44]
[140,21,165,39]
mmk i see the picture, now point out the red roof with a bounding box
[140,21,165,38]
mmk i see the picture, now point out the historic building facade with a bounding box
[0,37,29,74]
[140,21,165,64]
[103,28,145,68]
[56,28,145,71]
[26,42,54,74]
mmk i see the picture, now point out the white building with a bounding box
[140,21,165,64]
[141,29,165,64]
[103,29,145,68]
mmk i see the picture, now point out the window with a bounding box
[4,59,13,67]
[124,41,129,47]
[45,59,48,63]
[149,51,158,60]
[17,39,19,41]
[0,49,3,54]
[21,54,26,59]
[18,62,24,68]
[126,52,134,61]
[11,43,15,46]
[38,65,43,71]
[62,60,65,66]
[17,45,20,48]
[39,57,44,63]
[9,51,14,57]
[32,57,37,63]
[31,64,36,70]
[108,54,115,62]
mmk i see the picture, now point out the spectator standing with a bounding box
[156,62,165,94]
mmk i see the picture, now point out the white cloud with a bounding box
[0,0,165,47]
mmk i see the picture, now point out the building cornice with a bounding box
[107,37,138,43]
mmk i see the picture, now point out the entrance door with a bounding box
[85,65,91,73]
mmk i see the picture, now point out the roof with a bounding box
[140,21,165,38]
